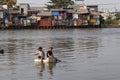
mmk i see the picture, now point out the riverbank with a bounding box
[104,24,120,28]
[0,25,102,30]
[1,24,120,30]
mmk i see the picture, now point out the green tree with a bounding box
[46,0,75,9]
[3,0,16,7]
[0,0,4,5]
[105,17,115,24]
[115,13,120,20]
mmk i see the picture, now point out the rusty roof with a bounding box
[90,11,101,16]
[37,11,51,16]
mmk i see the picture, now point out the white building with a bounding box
[100,7,117,20]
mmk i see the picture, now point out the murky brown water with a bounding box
[0,28,120,80]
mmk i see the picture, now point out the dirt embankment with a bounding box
[102,24,120,28]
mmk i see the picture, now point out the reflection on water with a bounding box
[1,28,120,80]
[46,63,56,75]
[34,62,45,78]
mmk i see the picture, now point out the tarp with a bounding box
[73,14,78,19]
[52,11,59,16]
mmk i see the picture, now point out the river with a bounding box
[0,28,120,80]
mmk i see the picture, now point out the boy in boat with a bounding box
[45,51,57,63]
[34,47,45,60]
[37,47,45,59]
[46,47,53,58]
[45,47,61,63]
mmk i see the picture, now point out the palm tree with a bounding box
[3,0,16,7]
[0,0,4,5]
[46,0,74,9]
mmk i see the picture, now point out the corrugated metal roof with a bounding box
[30,7,44,11]
[51,9,65,11]
[66,10,76,13]
[9,8,19,14]
[66,8,89,14]
[37,11,51,16]
[90,11,101,16]
[76,9,89,14]
[9,10,19,14]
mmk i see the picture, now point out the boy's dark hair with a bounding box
[38,47,42,50]
[49,47,53,49]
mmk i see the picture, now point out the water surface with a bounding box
[0,28,120,80]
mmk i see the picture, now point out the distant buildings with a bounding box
[0,3,105,29]
[100,7,117,20]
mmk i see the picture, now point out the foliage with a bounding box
[115,13,120,20]
[105,17,115,24]
[0,0,16,7]
[105,13,120,24]
[46,0,75,9]
[13,6,19,10]
[0,0,4,4]
[4,0,16,7]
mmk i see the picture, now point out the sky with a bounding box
[17,0,120,11]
